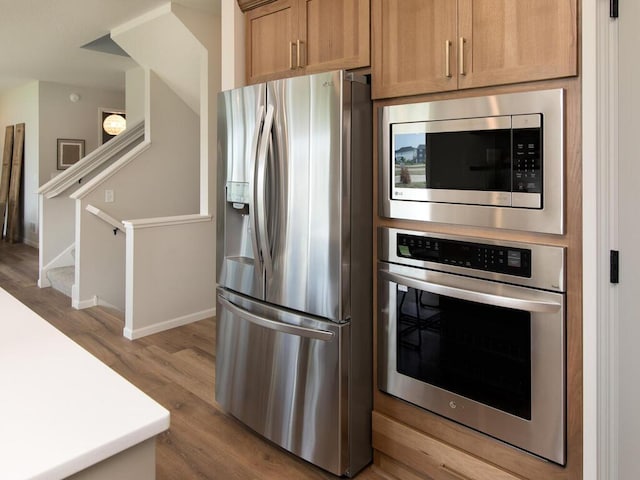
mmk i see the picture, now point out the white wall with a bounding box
[617,2,640,477]
[112,4,202,115]
[38,82,124,186]
[0,81,124,247]
[0,82,39,245]
[125,67,146,127]
[77,71,199,218]
[171,3,220,217]
[73,70,200,310]
[124,215,215,339]
[582,2,640,478]
[581,0,599,478]
[221,0,244,91]
[113,4,220,336]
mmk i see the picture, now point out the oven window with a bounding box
[396,285,532,420]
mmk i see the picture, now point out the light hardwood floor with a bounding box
[0,241,390,480]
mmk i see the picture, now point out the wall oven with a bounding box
[378,227,566,464]
[380,89,565,234]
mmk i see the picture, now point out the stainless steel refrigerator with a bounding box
[215,70,372,477]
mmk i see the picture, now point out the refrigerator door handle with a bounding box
[256,104,275,281]
[218,295,335,341]
[249,105,265,276]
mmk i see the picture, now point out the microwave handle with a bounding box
[380,269,562,314]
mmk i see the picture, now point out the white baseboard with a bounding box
[73,296,98,310]
[23,238,39,249]
[73,295,124,312]
[38,277,51,288]
[96,297,122,311]
[123,307,216,340]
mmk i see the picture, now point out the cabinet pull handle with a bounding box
[296,39,304,68]
[444,40,452,78]
[289,41,296,70]
[459,37,466,76]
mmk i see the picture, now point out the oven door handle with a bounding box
[380,270,562,313]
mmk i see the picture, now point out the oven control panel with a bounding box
[396,233,532,278]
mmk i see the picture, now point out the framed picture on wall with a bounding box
[57,138,85,170]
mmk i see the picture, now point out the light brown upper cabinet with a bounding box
[372,0,578,99]
[246,0,370,84]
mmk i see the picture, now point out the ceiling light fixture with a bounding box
[102,114,127,136]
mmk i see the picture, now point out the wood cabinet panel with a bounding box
[374,452,436,480]
[371,78,584,480]
[372,0,457,99]
[457,0,578,89]
[245,0,298,84]
[373,412,521,480]
[372,0,578,98]
[245,0,370,84]
[301,0,370,73]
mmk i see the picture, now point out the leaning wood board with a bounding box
[0,125,14,238]
[6,123,24,243]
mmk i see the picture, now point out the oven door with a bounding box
[378,261,565,465]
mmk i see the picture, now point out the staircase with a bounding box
[47,266,75,298]
[36,3,219,339]
[38,122,144,292]
[45,246,75,298]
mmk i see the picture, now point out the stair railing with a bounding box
[85,204,125,235]
[39,121,145,199]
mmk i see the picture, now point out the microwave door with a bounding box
[392,116,513,207]
[380,89,564,234]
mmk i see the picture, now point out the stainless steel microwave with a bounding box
[380,89,565,234]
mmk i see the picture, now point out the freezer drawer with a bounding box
[215,290,349,475]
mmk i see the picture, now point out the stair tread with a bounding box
[47,266,74,298]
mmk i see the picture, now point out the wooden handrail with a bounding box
[85,204,125,235]
[122,213,212,230]
[39,121,145,199]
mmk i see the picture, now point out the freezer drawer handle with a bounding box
[379,269,562,313]
[219,296,335,341]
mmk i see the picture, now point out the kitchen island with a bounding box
[0,287,169,480]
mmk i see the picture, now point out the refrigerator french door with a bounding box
[216,71,372,477]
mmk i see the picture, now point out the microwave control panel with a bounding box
[512,119,542,194]
[396,233,532,278]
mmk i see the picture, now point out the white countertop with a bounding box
[0,288,170,480]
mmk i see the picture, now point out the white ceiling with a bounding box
[0,0,220,95]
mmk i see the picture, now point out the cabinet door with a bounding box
[457,0,578,89]
[246,0,299,84]
[299,0,370,73]
[372,0,458,99]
